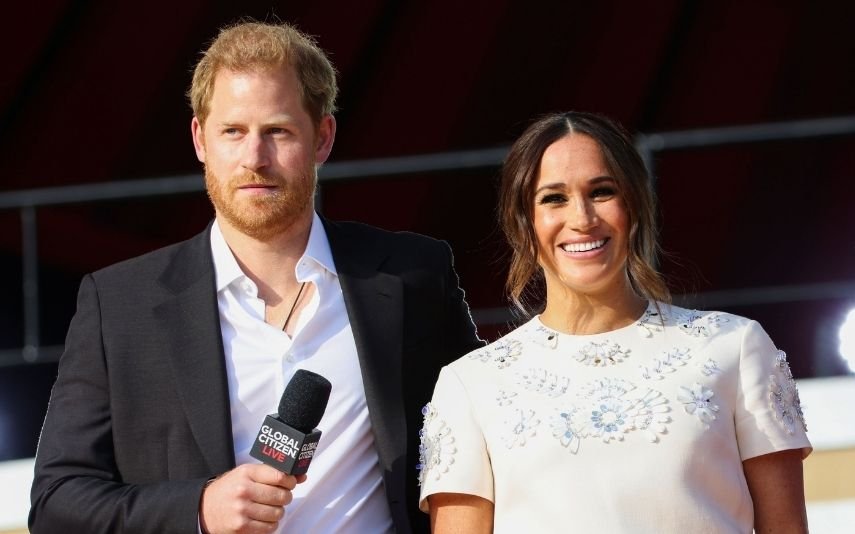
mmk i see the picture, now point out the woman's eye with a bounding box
[591,187,617,200]
[539,193,566,205]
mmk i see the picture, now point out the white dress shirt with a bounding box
[210,214,393,533]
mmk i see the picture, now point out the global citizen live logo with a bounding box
[250,416,322,475]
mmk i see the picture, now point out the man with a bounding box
[30,21,482,534]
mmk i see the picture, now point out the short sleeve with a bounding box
[418,365,494,512]
[734,320,812,460]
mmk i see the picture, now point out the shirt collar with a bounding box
[210,220,246,292]
[300,212,337,278]
[210,213,337,293]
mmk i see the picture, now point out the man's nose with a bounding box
[241,133,270,171]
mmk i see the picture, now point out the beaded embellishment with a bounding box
[501,408,540,448]
[496,389,518,406]
[677,382,719,426]
[676,310,710,337]
[635,306,665,337]
[417,403,457,484]
[639,347,692,380]
[676,310,730,338]
[532,325,560,349]
[699,358,721,376]
[574,341,631,366]
[572,378,671,444]
[550,408,582,452]
[516,367,571,398]
[768,350,807,434]
[468,338,522,369]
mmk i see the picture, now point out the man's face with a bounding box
[191,67,335,240]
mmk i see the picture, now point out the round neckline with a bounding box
[532,300,655,340]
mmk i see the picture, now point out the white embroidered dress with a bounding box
[418,302,810,534]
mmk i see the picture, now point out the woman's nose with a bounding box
[568,198,598,231]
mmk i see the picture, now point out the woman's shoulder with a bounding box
[447,318,540,374]
[653,301,757,337]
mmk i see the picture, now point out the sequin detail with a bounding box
[636,306,664,337]
[417,403,457,484]
[516,368,570,398]
[768,350,807,434]
[468,338,522,369]
[677,382,719,426]
[574,341,631,366]
[550,408,582,453]
[639,348,692,380]
[501,408,540,448]
[699,358,721,376]
[496,390,517,406]
[676,310,730,337]
[573,378,671,444]
[676,310,709,337]
[707,313,730,328]
[531,325,560,349]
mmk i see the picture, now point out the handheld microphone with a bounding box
[249,369,332,475]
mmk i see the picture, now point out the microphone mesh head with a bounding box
[277,369,332,433]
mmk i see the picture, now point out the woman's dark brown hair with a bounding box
[499,111,670,314]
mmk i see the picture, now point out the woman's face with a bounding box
[532,133,630,298]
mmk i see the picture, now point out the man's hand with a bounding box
[200,464,308,534]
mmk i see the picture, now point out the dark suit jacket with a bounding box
[29,218,483,533]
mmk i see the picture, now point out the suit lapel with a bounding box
[323,219,407,477]
[154,227,235,474]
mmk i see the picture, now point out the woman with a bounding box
[417,112,810,533]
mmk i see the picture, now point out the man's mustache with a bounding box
[233,171,285,187]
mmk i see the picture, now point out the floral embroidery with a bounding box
[501,408,540,448]
[677,382,719,426]
[574,378,671,443]
[574,341,631,366]
[516,368,570,398]
[631,389,672,443]
[417,403,457,484]
[636,306,664,337]
[676,310,710,337]
[468,338,522,369]
[496,390,517,406]
[588,398,632,441]
[639,347,692,380]
[706,313,730,328]
[550,408,582,453]
[699,358,721,376]
[775,350,796,378]
[531,325,559,349]
[769,350,807,433]
[676,310,730,337]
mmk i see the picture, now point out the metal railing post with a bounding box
[20,205,39,362]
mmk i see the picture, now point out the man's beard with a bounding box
[205,166,316,241]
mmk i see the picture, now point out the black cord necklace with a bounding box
[282,281,307,331]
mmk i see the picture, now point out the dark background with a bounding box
[1,0,854,460]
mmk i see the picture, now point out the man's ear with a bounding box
[315,114,336,165]
[191,117,206,163]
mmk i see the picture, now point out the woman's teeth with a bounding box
[561,239,606,252]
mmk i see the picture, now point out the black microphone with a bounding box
[249,369,332,475]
